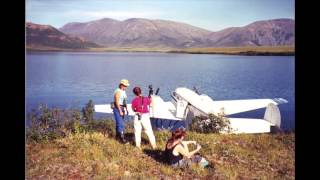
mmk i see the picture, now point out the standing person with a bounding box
[113,79,130,144]
[164,129,209,168]
[131,87,157,149]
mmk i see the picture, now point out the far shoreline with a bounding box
[26,46,295,56]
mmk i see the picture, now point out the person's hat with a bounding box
[120,79,130,86]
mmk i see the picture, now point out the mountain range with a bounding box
[26,22,100,49]
[27,18,294,49]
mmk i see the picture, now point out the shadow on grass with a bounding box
[144,149,215,172]
[125,132,152,145]
[143,149,168,164]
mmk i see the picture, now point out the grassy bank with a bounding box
[27,46,295,56]
[26,120,294,179]
[169,46,295,56]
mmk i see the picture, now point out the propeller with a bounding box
[193,86,200,95]
[148,85,153,97]
[155,88,160,95]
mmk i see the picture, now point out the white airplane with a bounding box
[95,87,288,134]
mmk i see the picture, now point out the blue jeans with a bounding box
[113,107,125,134]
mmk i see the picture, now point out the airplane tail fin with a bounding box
[264,103,281,128]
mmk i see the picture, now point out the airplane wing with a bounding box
[151,97,182,120]
[211,98,288,116]
[94,95,183,120]
[94,104,136,116]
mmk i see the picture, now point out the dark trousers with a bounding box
[113,107,125,134]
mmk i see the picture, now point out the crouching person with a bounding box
[131,87,157,149]
[164,129,209,168]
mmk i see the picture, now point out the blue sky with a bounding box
[26,0,294,31]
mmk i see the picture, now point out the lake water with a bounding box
[26,52,295,130]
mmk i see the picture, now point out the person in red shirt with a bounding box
[131,86,157,149]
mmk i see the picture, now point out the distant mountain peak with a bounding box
[124,18,149,21]
[27,22,56,31]
[100,17,119,21]
[26,22,100,49]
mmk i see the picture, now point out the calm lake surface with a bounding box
[26,52,295,130]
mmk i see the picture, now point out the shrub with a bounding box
[26,100,118,142]
[190,113,231,133]
[82,100,94,123]
[26,104,69,142]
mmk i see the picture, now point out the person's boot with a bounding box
[115,132,121,141]
[120,132,129,144]
[116,131,128,144]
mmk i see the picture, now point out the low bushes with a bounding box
[190,113,232,133]
[26,100,116,142]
